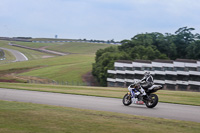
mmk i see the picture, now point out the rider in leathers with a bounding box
[140,72,154,95]
[128,72,154,99]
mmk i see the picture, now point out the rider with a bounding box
[128,80,140,99]
[140,72,154,94]
[128,72,154,99]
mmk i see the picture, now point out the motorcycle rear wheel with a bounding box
[122,93,132,106]
[145,94,158,108]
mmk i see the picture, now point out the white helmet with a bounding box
[144,71,150,76]
[132,80,140,89]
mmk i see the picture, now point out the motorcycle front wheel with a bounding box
[122,93,132,106]
[145,94,158,108]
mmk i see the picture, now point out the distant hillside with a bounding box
[0,39,112,85]
[13,41,114,54]
[0,37,121,45]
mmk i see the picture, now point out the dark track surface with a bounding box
[0,88,199,122]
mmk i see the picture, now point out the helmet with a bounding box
[131,80,140,89]
[144,71,150,76]
[144,71,150,75]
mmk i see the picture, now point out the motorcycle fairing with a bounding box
[145,85,163,93]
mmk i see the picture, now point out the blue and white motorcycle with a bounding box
[122,80,162,108]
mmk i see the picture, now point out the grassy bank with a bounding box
[46,42,113,54]
[0,54,94,84]
[0,100,199,133]
[19,54,94,83]
[0,40,108,84]
[0,82,200,106]
[11,41,112,54]
[0,40,55,60]
[0,49,16,63]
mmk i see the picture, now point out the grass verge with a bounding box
[0,49,16,63]
[0,82,200,106]
[46,42,113,54]
[0,54,94,84]
[0,100,199,133]
[0,40,55,60]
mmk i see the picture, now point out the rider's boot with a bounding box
[139,88,146,96]
[139,88,148,100]
[135,91,140,96]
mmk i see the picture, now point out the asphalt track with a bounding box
[0,88,200,123]
[0,47,28,62]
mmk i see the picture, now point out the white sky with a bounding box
[0,0,200,41]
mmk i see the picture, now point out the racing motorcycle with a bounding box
[122,80,162,108]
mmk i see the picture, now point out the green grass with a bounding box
[0,40,55,60]
[10,41,112,54]
[4,50,16,61]
[6,45,55,60]
[0,100,199,133]
[19,54,94,84]
[46,42,113,54]
[0,40,111,83]
[157,90,200,105]
[0,49,16,63]
[2,39,199,106]
[0,40,98,84]
[0,54,94,84]
[0,82,200,106]
[13,41,57,49]
[0,40,9,46]
[21,61,92,82]
[0,41,16,63]
[31,38,75,41]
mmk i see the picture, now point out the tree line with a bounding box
[92,27,200,86]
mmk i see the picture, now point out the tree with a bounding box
[131,33,154,46]
[92,26,200,86]
[95,46,118,62]
[92,50,130,86]
[118,40,135,52]
[174,27,195,58]
[129,45,168,60]
[186,40,200,59]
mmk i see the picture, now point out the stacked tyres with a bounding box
[145,94,158,108]
[122,93,132,106]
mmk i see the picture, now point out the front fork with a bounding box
[127,92,132,100]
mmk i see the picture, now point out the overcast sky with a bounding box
[0,0,200,41]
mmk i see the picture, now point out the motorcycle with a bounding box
[122,81,162,108]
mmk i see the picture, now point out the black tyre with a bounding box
[122,93,132,106]
[145,94,158,108]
